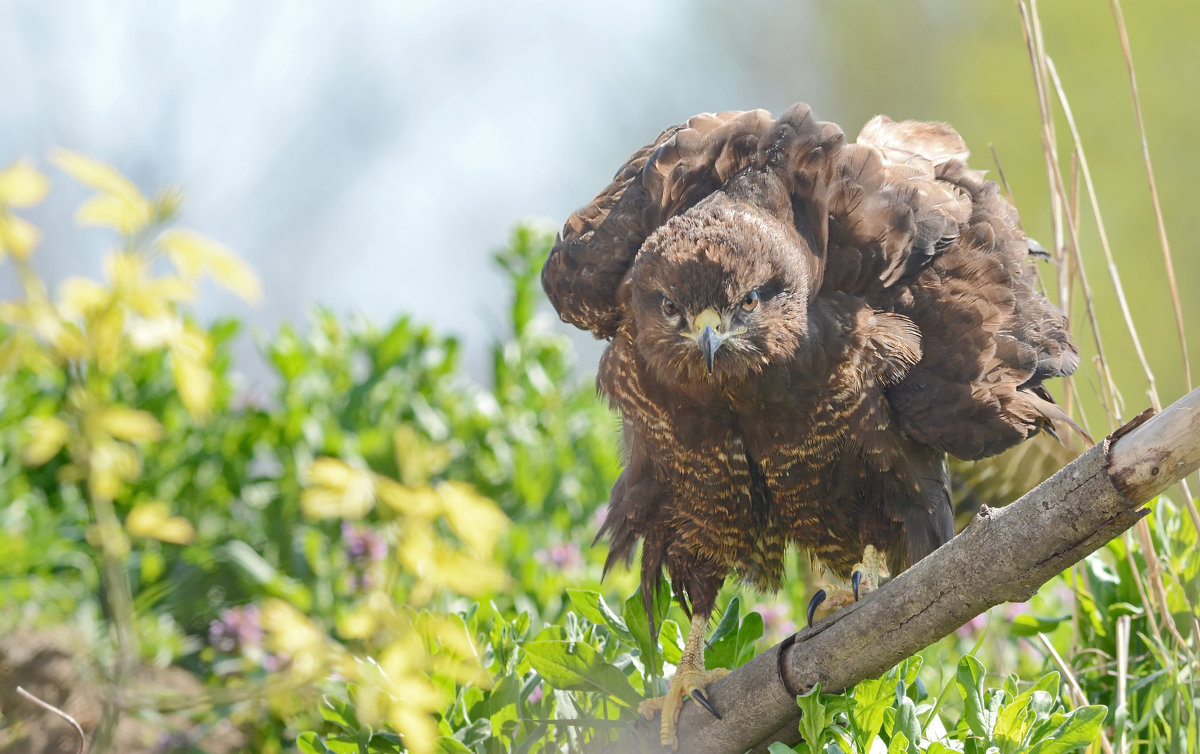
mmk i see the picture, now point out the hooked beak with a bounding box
[698,326,721,373]
[691,308,724,374]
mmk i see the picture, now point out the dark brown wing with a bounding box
[542,104,842,339]
[823,115,1080,460]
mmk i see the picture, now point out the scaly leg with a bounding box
[637,611,730,749]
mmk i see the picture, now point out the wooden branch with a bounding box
[596,387,1200,754]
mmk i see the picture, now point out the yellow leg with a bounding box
[637,611,730,749]
[852,544,888,598]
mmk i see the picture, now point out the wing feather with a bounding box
[545,103,1079,460]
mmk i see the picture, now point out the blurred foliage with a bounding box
[0,160,624,752]
[4,10,1199,743]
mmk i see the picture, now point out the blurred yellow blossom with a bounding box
[91,407,162,444]
[302,457,377,519]
[392,425,452,487]
[21,416,71,466]
[261,598,336,682]
[52,149,154,236]
[343,609,490,754]
[374,479,441,518]
[105,251,196,317]
[125,501,195,545]
[0,159,49,207]
[439,480,509,554]
[159,229,262,303]
[0,213,41,260]
[57,276,110,320]
[170,323,215,419]
[87,439,141,503]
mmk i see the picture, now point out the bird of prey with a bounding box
[541,103,1078,747]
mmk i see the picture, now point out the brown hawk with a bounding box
[541,103,1078,746]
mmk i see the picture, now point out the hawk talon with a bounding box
[691,688,721,719]
[851,569,862,601]
[806,589,826,628]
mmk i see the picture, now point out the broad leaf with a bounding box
[956,655,995,739]
[521,640,640,707]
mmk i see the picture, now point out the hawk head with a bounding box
[629,197,820,391]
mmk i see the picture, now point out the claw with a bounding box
[851,570,862,601]
[806,589,826,628]
[691,688,721,719]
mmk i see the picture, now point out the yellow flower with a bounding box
[21,416,71,466]
[159,229,262,304]
[301,458,377,519]
[52,150,153,236]
[0,159,49,207]
[125,501,196,545]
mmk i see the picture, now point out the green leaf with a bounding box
[734,609,765,668]
[659,618,684,665]
[483,673,519,716]
[892,680,920,754]
[624,588,663,677]
[1026,706,1107,754]
[435,737,473,754]
[709,596,741,644]
[567,588,633,643]
[454,718,491,748]
[297,733,333,754]
[521,640,640,707]
[706,597,742,669]
[994,694,1034,754]
[797,684,830,750]
[767,743,797,754]
[220,539,312,610]
[323,738,362,754]
[1008,613,1068,637]
[956,655,995,739]
[320,695,359,733]
[886,731,910,754]
[850,677,892,751]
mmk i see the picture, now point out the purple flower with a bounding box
[535,541,584,573]
[752,603,797,640]
[342,522,387,564]
[341,522,387,590]
[208,605,264,652]
[262,652,290,672]
[527,684,544,705]
[1004,602,1029,620]
[152,732,192,753]
[591,505,609,529]
[956,611,988,639]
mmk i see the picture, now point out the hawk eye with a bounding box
[741,289,760,312]
[662,296,678,316]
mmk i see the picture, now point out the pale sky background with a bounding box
[2,1,1196,397]
[0,0,829,380]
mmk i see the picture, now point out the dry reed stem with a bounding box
[1108,0,1192,390]
[1115,613,1130,754]
[1040,635,1115,754]
[1122,541,1163,647]
[1017,1,1120,430]
[1044,58,1160,413]
[1042,50,1200,632]
[16,686,86,754]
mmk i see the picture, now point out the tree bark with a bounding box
[594,387,1200,754]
